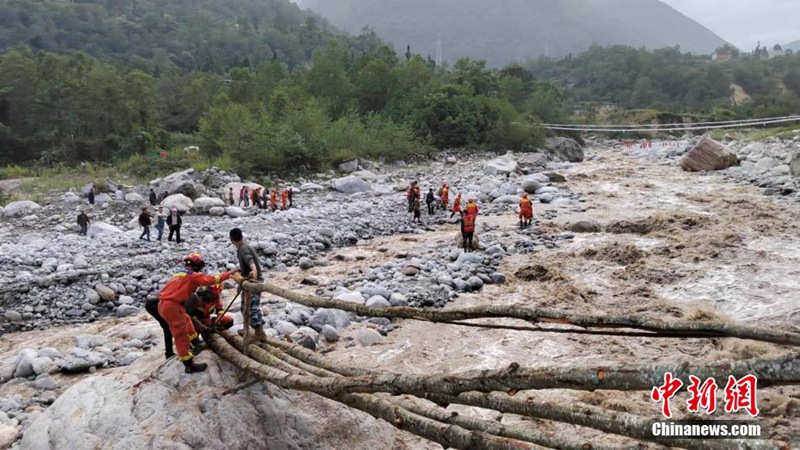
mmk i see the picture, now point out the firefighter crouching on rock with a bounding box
[156,253,237,373]
[519,193,533,229]
[185,286,234,333]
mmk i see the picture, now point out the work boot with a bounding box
[183,358,208,374]
[190,338,206,355]
[165,351,175,360]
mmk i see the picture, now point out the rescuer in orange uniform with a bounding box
[158,253,236,373]
[270,189,279,212]
[465,197,479,216]
[449,192,462,219]
[460,212,476,252]
[280,189,288,211]
[519,193,534,229]
[441,183,450,211]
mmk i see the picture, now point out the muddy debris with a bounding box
[513,264,568,283]
[580,242,644,265]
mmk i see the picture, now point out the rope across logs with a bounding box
[236,279,800,347]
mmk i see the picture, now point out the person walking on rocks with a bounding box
[88,187,95,205]
[270,189,279,212]
[149,189,157,206]
[261,188,269,211]
[425,188,435,215]
[281,189,288,210]
[441,182,450,211]
[459,211,476,252]
[407,181,420,213]
[228,187,235,206]
[243,188,250,208]
[251,188,262,209]
[413,197,422,223]
[167,208,183,243]
[138,207,152,241]
[155,206,167,241]
[77,210,90,236]
[238,186,246,206]
[153,253,236,372]
[229,228,268,342]
[449,192,462,219]
[518,193,533,229]
[287,188,293,208]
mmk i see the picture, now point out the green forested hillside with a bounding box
[528,45,800,118]
[0,0,338,72]
[298,0,727,67]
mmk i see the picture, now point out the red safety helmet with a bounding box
[183,252,205,269]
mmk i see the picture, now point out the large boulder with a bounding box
[300,183,324,192]
[521,179,542,194]
[225,206,247,218]
[2,200,41,218]
[124,192,145,203]
[333,176,370,194]
[154,169,197,198]
[21,357,398,450]
[545,137,584,162]
[194,196,226,213]
[790,152,800,177]
[94,193,112,204]
[160,194,194,213]
[62,192,83,203]
[87,222,123,238]
[483,156,518,175]
[337,159,359,173]
[492,195,520,204]
[681,136,738,172]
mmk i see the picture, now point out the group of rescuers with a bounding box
[148,183,534,374]
[406,181,534,252]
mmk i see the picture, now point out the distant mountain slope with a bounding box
[786,40,800,52]
[299,0,727,66]
[0,0,339,72]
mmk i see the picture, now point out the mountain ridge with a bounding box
[299,0,727,66]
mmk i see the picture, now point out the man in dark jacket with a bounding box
[149,189,157,206]
[77,210,90,236]
[287,188,294,208]
[167,208,182,243]
[88,188,95,205]
[139,207,152,241]
[425,188,435,215]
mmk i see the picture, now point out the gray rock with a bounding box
[485,244,505,255]
[333,291,366,305]
[309,309,352,331]
[274,320,299,337]
[87,222,123,238]
[34,375,59,391]
[118,295,135,305]
[791,152,800,177]
[388,293,408,307]
[94,193,112,204]
[365,296,391,308]
[289,327,319,351]
[3,310,22,322]
[321,325,339,342]
[95,285,116,302]
[483,156,518,175]
[356,328,385,346]
[491,273,507,284]
[116,305,140,318]
[209,207,225,217]
[76,335,108,350]
[31,357,57,375]
[124,193,144,203]
[2,200,41,218]
[466,276,484,291]
[337,159,359,173]
[437,276,455,288]
[545,137,584,162]
[544,172,566,182]
[681,136,738,172]
[59,348,108,373]
[156,169,197,197]
[521,179,542,194]
[300,182,325,192]
[539,194,554,204]
[160,194,194,213]
[492,195,520,204]
[358,283,392,300]
[73,257,89,270]
[13,349,38,378]
[333,176,371,194]
[402,264,421,276]
[38,348,63,359]
[456,252,482,265]
[225,206,247,218]
[0,423,19,449]
[194,197,226,213]
[298,257,314,270]
[120,352,144,366]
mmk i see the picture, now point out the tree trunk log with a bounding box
[235,279,800,347]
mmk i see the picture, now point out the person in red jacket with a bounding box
[280,189,288,211]
[441,183,450,211]
[465,197,479,216]
[156,253,236,373]
[519,193,534,229]
[459,211,476,252]
[449,192,462,219]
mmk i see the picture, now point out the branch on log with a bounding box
[233,278,800,347]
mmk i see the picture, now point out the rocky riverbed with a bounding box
[1,135,799,449]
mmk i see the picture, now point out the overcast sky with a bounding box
[661,0,800,49]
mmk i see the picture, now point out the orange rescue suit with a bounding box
[158,270,230,361]
[452,194,462,213]
[519,198,533,219]
[466,201,479,216]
